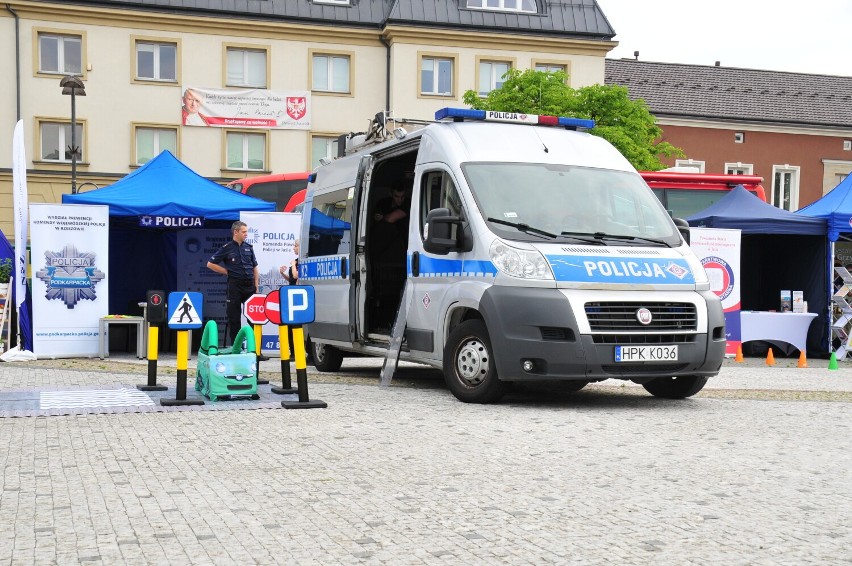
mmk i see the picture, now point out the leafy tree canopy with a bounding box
[462,69,683,171]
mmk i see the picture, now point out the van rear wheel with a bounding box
[642,376,707,399]
[443,320,506,404]
[312,342,343,372]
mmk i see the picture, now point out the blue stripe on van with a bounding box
[412,256,498,278]
[302,256,348,280]
[545,254,695,284]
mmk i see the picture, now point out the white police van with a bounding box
[300,108,725,403]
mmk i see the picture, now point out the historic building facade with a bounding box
[0,0,617,236]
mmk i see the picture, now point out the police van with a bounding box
[300,108,725,403]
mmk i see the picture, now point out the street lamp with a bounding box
[60,75,86,194]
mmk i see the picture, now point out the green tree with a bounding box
[462,69,682,170]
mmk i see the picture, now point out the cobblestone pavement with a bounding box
[0,357,850,565]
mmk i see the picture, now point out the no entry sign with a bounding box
[264,290,281,325]
[243,293,267,324]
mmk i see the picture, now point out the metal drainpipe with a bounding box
[5,4,21,121]
[379,35,391,112]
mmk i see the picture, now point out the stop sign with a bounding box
[243,293,268,324]
[264,290,281,325]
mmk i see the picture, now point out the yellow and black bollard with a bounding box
[271,324,297,395]
[161,330,204,406]
[253,323,269,385]
[137,323,167,391]
[282,325,326,409]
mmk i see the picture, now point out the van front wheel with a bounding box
[444,320,506,404]
[312,342,343,372]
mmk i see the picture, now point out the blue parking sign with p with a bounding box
[280,285,315,325]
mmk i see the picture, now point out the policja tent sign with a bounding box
[167,292,203,329]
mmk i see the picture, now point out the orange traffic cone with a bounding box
[735,344,744,363]
[797,350,808,368]
[765,347,776,366]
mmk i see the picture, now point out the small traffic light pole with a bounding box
[138,290,167,392]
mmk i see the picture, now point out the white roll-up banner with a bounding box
[30,204,109,357]
[241,212,301,352]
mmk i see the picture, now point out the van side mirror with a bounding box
[673,217,690,245]
[424,208,461,254]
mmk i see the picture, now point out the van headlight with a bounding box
[489,240,553,280]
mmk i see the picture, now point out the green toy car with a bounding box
[195,321,259,401]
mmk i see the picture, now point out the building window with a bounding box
[39,121,84,162]
[311,136,339,170]
[467,0,536,12]
[844,140,851,151]
[136,41,177,82]
[535,63,566,74]
[312,53,351,93]
[725,162,754,175]
[226,47,267,88]
[134,126,177,165]
[772,165,800,211]
[39,33,82,75]
[478,60,511,96]
[421,56,454,96]
[226,131,266,171]
[734,132,745,143]
[674,159,705,173]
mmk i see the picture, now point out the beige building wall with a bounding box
[386,27,609,121]
[0,2,612,239]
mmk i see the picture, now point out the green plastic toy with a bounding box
[195,320,259,401]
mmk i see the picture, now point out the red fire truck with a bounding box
[640,171,767,218]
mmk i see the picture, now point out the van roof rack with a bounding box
[330,106,595,161]
[337,111,433,157]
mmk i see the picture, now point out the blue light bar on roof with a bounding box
[435,107,595,130]
[435,108,485,121]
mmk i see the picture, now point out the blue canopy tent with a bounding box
[62,151,274,317]
[0,230,32,352]
[797,174,852,242]
[688,186,829,354]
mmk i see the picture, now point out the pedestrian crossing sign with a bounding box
[167,292,203,329]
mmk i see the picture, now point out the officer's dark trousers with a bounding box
[226,278,255,345]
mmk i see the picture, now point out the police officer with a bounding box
[206,221,259,346]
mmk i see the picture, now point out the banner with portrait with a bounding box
[690,227,741,356]
[241,212,301,352]
[30,204,109,357]
[180,87,311,129]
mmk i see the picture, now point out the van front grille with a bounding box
[591,334,696,345]
[585,302,697,332]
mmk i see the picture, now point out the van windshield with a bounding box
[462,163,681,246]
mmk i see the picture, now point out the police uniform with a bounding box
[209,239,257,344]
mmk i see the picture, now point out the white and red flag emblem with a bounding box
[286,97,307,120]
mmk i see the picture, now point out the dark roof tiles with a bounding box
[605,59,852,128]
[59,0,615,36]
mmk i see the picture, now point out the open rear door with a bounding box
[348,154,373,343]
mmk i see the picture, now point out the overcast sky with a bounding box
[594,0,852,77]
